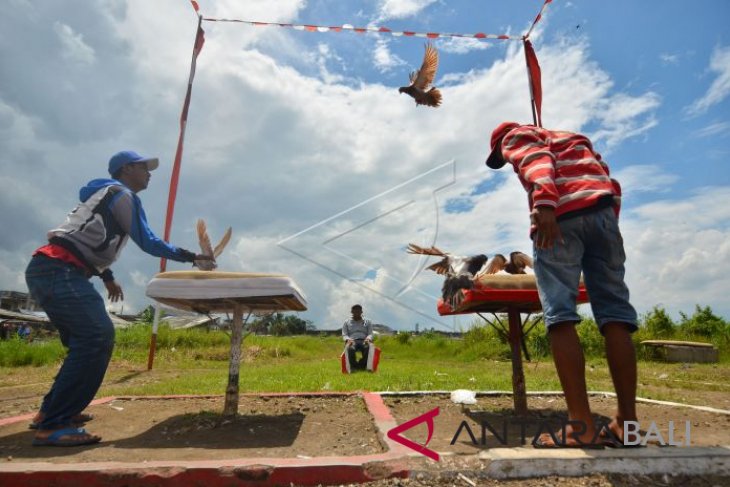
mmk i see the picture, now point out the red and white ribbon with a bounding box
[188,0,553,41]
[202,19,521,41]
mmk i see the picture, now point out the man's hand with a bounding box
[104,280,124,302]
[193,254,217,270]
[365,337,372,344]
[346,339,354,347]
[531,206,564,249]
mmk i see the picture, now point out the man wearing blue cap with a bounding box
[25,151,211,447]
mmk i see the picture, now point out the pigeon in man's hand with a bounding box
[195,219,232,271]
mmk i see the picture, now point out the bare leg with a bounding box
[603,322,637,440]
[547,322,596,443]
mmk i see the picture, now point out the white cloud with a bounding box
[437,37,492,55]
[373,38,406,72]
[375,0,438,22]
[659,53,679,66]
[621,187,730,319]
[692,121,730,138]
[685,44,730,116]
[590,92,661,151]
[315,43,346,84]
[53,22,95,65]
[612,165,679,195]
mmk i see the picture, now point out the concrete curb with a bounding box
[478,445,730,479]
[2,391,729,485]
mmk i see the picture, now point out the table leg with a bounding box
[223,304,244,416]
[508,307,528,415]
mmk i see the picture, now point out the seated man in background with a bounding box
[342,304,374,370]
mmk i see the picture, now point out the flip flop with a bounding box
[597,421,647,448]
[32,427,101,447]
[532,433,605,449]
[601,436,646,448]
[29,413,94,430]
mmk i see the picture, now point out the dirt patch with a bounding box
[0,395,384,463]
[384,394,730,452]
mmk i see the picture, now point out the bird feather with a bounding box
[412,43,439,90]
[406,243,446,256]
[484,254,507,274]
[213,227,232,258]
[197,219,214,258]
[510,251,533,270]
[427,258,451,275]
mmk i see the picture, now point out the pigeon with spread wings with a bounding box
[398,43,442,107]
[195,219,232,271]
[407,243,487,306]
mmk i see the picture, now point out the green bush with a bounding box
[458,321,509,361]
[463,322,495,347]
[395,332,411,345]
[0,338,66,367]
[576,317,605,357]
[678,305,728,341]
[641,306,676,339]
[526,326,550,358]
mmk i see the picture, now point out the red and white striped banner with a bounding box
[202,19,521,41]
[188,0,553,41]
[525,0,553,39]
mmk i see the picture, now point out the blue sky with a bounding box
[1,0,729,330]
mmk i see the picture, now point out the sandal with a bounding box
[32,427,101,447]
[532,432,605,449]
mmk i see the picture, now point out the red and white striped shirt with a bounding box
[501,125,621,218]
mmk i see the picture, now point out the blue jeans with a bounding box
[25,254,115,430]
[347,339,370,370]
[534,206,637,332]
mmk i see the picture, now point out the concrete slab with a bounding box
[479,445,730,479]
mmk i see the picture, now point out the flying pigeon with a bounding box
[406,243,488,306]
[195,219,232,271]
[398,43,442,107]
[483,251,533,275]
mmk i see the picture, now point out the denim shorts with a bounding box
[533,206,637,332]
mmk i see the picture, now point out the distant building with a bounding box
[0,290,39,312]
[372,324,396,336]
[310,323,396,336]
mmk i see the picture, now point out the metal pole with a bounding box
[146,306,163,370]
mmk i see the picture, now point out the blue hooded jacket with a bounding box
[48,179,195,280]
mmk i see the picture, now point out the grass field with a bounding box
[1,321,729,409]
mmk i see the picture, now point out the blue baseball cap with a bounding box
[108,150,160,176]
